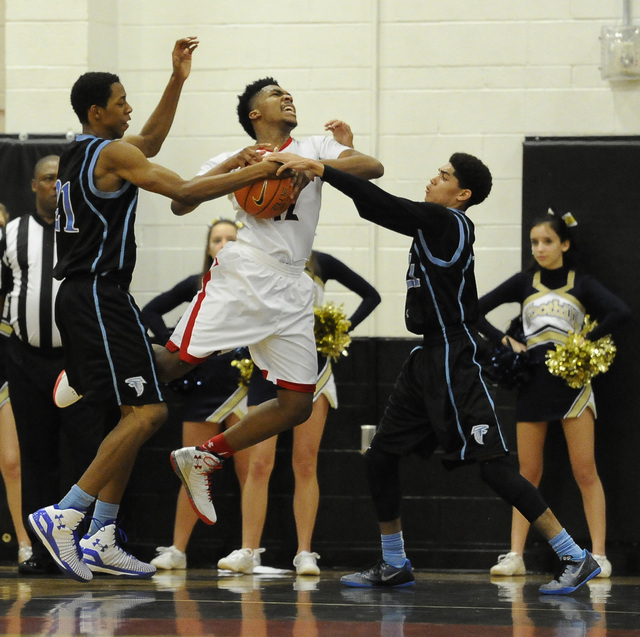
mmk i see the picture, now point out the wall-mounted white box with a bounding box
[601,25,640,80]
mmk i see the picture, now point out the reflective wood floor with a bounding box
[1,566,639,636]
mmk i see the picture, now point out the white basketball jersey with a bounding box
[198,136,350,267]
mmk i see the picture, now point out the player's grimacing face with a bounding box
[208,222,238,259]
[424,162,465,208]
[252,85,297,127]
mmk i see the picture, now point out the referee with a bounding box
[0,155,105,575]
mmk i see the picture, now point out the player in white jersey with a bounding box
[156,77,383,526]
[197,136,347,267]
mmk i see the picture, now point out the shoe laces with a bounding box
[155,546,175,556]
[555,553,583,582]
[294,551,320,565]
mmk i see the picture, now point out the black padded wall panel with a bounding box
[522,137,640,546]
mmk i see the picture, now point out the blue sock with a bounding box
[549,528,583,559]
[89,501,120,536]
[59,484,95,513]
[381,531,407,568]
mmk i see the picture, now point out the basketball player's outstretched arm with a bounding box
[101,140,282,209]
[124,36,199,158]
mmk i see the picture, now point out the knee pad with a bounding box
[364,445,402,522]
[479,456,548,523]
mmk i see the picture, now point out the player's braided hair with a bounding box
[237,77,279,139]
[449,152,492,209]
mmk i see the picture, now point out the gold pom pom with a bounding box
[231,357,254,388]
[314,302,352,361]
[545,315,617,389]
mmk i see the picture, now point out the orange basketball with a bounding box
[234,177,293,219]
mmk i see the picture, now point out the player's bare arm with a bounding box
[98,142,283,211]
[124,36,199,158]
[325,149,383,179]
[268,150,382,181]
[267,153,325,179]
[170,143,275,215]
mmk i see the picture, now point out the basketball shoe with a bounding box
[539,550,601,595]
[80,523,156,578]
[28,505,92,582]
[170,447,222,525]
[53,371,83,408]
[341,559,415,588]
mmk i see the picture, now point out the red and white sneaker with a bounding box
[53,371,83,408]
[170,447,222,525]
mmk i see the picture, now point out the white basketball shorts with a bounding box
[167,241,317,392]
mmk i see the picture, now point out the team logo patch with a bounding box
[471,424,490,445]
[125,376,147,397]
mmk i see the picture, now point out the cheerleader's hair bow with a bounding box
[547,208,578,228]
[209,217,244,230]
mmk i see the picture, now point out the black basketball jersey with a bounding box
[53,134,139,289]
[321,166,479,336]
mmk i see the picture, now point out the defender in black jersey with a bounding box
[30,37,300,583]
[267,151,601,594]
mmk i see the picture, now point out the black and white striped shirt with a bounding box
[0,212,60,349]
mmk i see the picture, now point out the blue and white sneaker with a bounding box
[80,523,156,578]
[28,505,92,582]
[539,550,601,595]
[341,559,415,588]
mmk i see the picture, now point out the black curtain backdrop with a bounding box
[0,134,72,219]
[522,137,640,546]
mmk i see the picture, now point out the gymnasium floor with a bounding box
[1,566,639,636]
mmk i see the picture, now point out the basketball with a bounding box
[234,177,293,219]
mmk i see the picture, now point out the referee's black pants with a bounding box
[7,335,107,558]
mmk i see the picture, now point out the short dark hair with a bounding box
[33,155,59,179]
[70,72,120,125]
[236,77,279,139]
[449,152,492,209]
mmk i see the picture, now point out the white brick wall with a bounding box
[3,0,638,336]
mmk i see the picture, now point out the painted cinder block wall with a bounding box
[3,1,639,338]
[1,1,639,570]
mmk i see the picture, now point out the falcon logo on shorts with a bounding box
[471,424,490,445]
[125,376,147,397]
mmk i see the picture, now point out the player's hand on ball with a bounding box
[267,152,324,178]
[290,170,312,197]
[234,144,274,168]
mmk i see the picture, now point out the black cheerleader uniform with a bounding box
[478,266,631,421]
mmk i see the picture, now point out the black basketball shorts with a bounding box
[373,328,509,468]
[55,275,163,407]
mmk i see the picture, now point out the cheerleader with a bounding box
[478,210,631,579]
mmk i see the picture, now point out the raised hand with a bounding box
[325,119,354,148]
[172,36,199,81]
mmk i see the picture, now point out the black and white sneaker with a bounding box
[340,559,415,588]
[539,550,601,595]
